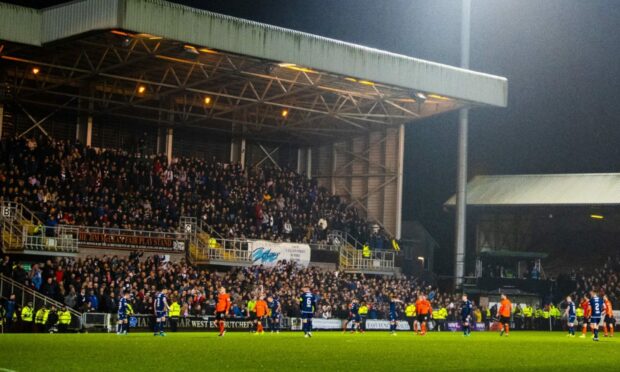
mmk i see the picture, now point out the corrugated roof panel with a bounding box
[445,173,620,206]
[0,0,507,108]
[0,3,40,45]
[122,0,507,107]
[41,0,121,44]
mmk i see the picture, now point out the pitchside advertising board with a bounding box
[129,315,255,331]
[127,316,415,332]
[248,240,311,267]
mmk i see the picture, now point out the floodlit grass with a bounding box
[1,331,619,371]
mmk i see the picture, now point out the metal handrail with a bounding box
[0,273,83,328]
[23,225,80,253]
[339,244,396,272]
[198,220,225,240]
[18,202,44,227]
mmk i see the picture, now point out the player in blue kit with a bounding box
[154,288,170,336]
[564,295,576,337]
[589,289,606,342]
[117,291,130,335]
[461,294,473,336]
[267,296,281,333]
[299,286,316,338]
[389,295,402,335]
[348,299,361,333]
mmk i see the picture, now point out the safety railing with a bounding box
[0,274,83,330]
[339,245,396,273]
[190,235,252,265]
[198,220,225,240]
[308,242,340,252]
[23,225,79,254]
[1,202,29,251]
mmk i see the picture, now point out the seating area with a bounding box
[0,135,392,247]
[1,253,451,320]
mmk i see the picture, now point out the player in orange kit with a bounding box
[579,294,591,338]
[215,287,231,337]
[254,295,269,335]
[603,295,614,337]
[415,294,432,335]
[498,294,512,337]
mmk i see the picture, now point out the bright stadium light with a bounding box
[137,85,146,94]
[281,109,289,118]
[32,67,40,75]
[183,44,200,55]
[204,96,212,105]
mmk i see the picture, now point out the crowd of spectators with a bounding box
[566,256,620,304]
[2,253,458,321]
[6,250,618,332]
[0,135,391,246]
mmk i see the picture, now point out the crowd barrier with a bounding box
[81,312,620,333]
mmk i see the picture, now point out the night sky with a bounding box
[7,0,620,272]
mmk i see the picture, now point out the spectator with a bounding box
[0,136,393,247]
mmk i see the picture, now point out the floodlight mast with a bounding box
[454,0,471,289]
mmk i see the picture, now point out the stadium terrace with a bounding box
[2,0,619,371]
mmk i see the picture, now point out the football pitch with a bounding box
[1,331,618,371]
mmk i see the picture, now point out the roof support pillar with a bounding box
[165,128,173,165]
[156,128,162,155]
[297,147,303,174]
[0,103,4,140]
[306,147,312,180]
[331,144,337,195]
[395,124,405,240]
[230,137,246,169]
[85,115,93,147]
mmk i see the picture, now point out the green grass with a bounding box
[1,331,618,371]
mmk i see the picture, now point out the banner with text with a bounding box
[290,318,342,331]
[446,322,488,332]
[248,240,311,267]
[79,230,185,252]
[365,320,411,331]
[128,315,253,331]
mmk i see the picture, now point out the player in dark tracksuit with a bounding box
[267,296,281,333]
[389,295,403,335]
[117,291,129,335]
[461,294,473,336]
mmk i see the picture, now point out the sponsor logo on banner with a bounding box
[248,240,311,267]
[291,318,342,330]
[365,320,411,331]
[446,322,487,332]
[128,315,253,331]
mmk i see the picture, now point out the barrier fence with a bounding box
[77,313,586,333]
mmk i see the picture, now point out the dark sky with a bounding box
[9,0,620,270]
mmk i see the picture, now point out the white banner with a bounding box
[290,318,341,330]
[365,320,411,331]
[290,318,410,331]
[248,240,311,267]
